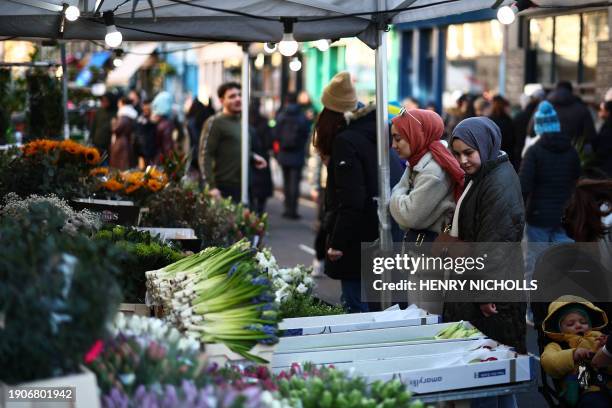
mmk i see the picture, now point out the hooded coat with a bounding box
[546,88,596,148]
[443,117,527,352]
[541,296,609,387]
[323,104,403,280]
[519,132,581,228]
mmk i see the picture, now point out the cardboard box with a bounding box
[275,322,482,353]
[357,354,534,394]
[279,310,440,336]
[204,343,275,366]
[2,367,99,408]
[119,303,151,317]
[271,338,500,370]
[71,199,140,225]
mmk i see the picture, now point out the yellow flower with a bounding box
[122,171,145,185]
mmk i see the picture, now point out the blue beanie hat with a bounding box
[534,101,561,135]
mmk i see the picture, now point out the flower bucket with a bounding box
[0,366,99,408]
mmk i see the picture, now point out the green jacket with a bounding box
[198,113,241,189]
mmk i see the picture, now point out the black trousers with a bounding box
[281,166,302,216]
[218,184,241,204]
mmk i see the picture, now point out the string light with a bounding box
[314,39,331,52]
[64,5,80,22]
[103,11,123,48]
[497,1,533,25]
[289,57,301,72]
[263,42,277,53]
[278,18,298,57]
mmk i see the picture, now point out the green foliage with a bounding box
[94,225,184,303]
[279,294,345,320]
[26,69,63,140]
[276,364,420,408]
[141,186,267,249]
[0,202,122,384]
[0,147,95,200]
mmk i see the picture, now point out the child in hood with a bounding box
[541,295,611,407]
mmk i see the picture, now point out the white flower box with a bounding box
[275,321,483,353]
[279,306,440,336]
[271,338,501,370]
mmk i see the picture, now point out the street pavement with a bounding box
[264,191,547,407]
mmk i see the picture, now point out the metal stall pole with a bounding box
[60,42,69,140]
[240,44,251,205]
[375,1,392,308]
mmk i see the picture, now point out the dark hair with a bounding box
[491,95,509,117]
[556,80,573,93]
[563,179,612,242]
[119,96,131,106]
[604,100,612,114]
[143,98,153,105]
[313,108,346,158]
[217,82,241,99]
[286,92,298,104]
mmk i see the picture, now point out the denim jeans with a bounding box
[340,279,369,313]
[524,224,574,282]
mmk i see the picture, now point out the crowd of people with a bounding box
[310,72,611,407]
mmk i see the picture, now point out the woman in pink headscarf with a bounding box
[389,109,464,241]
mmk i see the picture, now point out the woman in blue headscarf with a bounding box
[443,117,527,353]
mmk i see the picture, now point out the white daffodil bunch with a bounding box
[255,248,317,305]
[111,312,200,352]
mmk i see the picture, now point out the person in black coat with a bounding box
[512,89,545,171]
[314,72,404,313]
[275,93,311,219]
[446,117,527,355]
[489,95,516,167]
[593,100,612,177]
[520,101,581,243]
[546,81,596,152]
[249,100,273,214]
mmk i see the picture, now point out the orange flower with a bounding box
[101,179,124,192]
[146,179,163,192]
[84,148,101,165]
[122,171,145,185]
[60,140,82,155]
[125,183,142,194]
[90,167,109,176]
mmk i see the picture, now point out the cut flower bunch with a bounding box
[91,166,169,197]
[146,240,280,361]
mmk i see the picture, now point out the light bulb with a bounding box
[264,42,277,53]
[65,5,80,22]
[497,5,517,25]
[315,39,330,52]
[105,26,122,48]
[289,57,301,72]
[113,58,123,68]
[278,33,298,57]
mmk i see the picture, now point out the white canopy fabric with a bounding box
[0,0,519,48]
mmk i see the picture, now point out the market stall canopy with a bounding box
[0,0,521,48]
[106,41,157,86]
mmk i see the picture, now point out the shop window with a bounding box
[528,10,608,85]
[582,11,609,83]
[445,20,503,97]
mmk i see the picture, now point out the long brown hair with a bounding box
[563,179,612,242]
[313,108,346,158]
